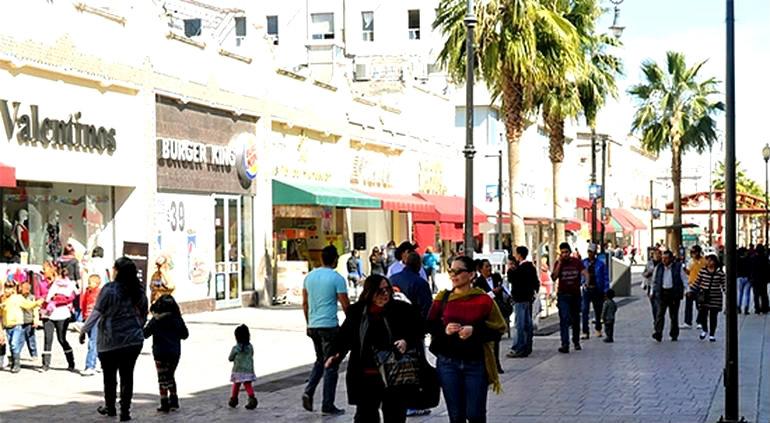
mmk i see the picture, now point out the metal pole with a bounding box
[764,158,768,245]
[591,128,598,246]
[0,187,4,262]
[649,180,654,249]
[709,145,714,246]
[720,0,741,421]
[498,150,503,250]
[600,135,607,253]
[463,0,476,257]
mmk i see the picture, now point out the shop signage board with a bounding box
[122,241,149,290]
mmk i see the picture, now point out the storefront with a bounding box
[412,194,487,259]
[154,97,260,311]
[271,179,380,304]
[0,67,149,275]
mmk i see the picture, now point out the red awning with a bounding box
[565,218,587,232]
[439,222,481,241]
[412,194,487,224]
[358,191,434,213]
[576,197,592,209]
[612,208,646,231]
[0,163,16,188]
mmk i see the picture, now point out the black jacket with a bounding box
[332,299,423,406]
[751,253,770,285]
[143,313,189,360]
[508,261,540,303]
[474,273,503,294]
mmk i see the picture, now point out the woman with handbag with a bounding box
[427,256,507,423]
[325,274,424,423]
[695,254,726,342]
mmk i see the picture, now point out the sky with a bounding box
[594,0,770,184]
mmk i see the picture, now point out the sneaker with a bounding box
[81,368,96,377]
[699,331,707,340]
[671,337,678,342]
[580,333,590,340]
[696,324,702,330]
[680,323,692,330]
[574,343,582,351]
[558,346,569,354]
[603,338,614,343]
[595,330,603,338]
[652,333,662,342]
[321,406,345,416]
[709,336,716,342]
[301,393,312,412]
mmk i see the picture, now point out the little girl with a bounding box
[228,324,258,410]
[143,294,189,413]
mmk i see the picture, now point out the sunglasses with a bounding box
[376,286,392,296]
[448,268,471,276]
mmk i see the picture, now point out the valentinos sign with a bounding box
[0,99,117,153]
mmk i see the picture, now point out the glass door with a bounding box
[214,195,242,308]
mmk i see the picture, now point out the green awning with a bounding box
[608,216,625,233]
[272,180,381,208]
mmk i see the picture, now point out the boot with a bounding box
[11,354,21,373]
[169,395,179,410]
[65,350,76,372]
[41,353,51,371]
[228,396,238,408]
[245,396,258,410]
[157,397,170,413]
[97,406,117,417]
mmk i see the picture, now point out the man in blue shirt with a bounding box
[391,252,433,319]
[301,246,349,416]
[581,244,609,339]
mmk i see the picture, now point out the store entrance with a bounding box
[214,195,241,308]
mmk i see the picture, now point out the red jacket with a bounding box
[80,286,101,321]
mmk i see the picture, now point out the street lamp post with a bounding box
[608,0,626,39]
[463,0,477,257]
[762,144,770,245]
[600,135,608,253]
[485,150,504,250]
[591,131,598,246]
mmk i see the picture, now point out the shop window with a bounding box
[311,12,335,40]
[266,15,279,44]
[184,18,202,37]
[362,11,374,42]
[235,16,247,37]
[408,10,420,40]
[241,196,254,291]
[1,183,114,266]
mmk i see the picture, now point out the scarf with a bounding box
[442,287,507,394]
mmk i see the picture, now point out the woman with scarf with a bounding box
[325,274,423,423]
[427,255,507,423]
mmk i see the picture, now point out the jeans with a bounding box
[99,345,142,413]
[354,373,407,423]
[305,327,340,411]
[5,325,25,356]
[697,308,720,336]
[436,355,488,423]
[22,323,37,357]
[425,268,437,293]
[85,324,99,370]
[684,292,696,326]
[738,277,752,311]
[581,288,604,334]
[654,289,681,339]
[511,302,533,354]
[557,294,581,348]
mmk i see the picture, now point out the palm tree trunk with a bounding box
[547,113,566,265]
[671,140,683,252]
[502,76,527,247]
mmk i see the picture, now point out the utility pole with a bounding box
[497,150,503,249]
[600,135,607,253]
[649,180,654,249]
[591,129,598,246]
[462,0,476,257]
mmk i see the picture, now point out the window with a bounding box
[266,15,278,44]
[408,10,420,40]
[311,13,334,40]
[361,11,374,42]
[183,18,202,37]
[235,16,247,37]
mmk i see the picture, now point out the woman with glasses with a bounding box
[427,256,507,423]
[325,274,423,423]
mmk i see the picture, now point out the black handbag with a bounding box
[373,318,421,388]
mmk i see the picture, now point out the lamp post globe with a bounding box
[762,144,770,162]
[609,0,626,38]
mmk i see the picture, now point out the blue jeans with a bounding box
[85,324,98,370]
[436,355,488,423]
[22,323,37,357]
[511,302,533,354]
[557,294,581,348]
[305,327,340,411]
[581,288,604,334]
[738,277,752,310]
[5,326,25,356]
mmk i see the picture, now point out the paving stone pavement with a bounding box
[1,279,768,423]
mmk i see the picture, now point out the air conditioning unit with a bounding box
[354,63,370,81]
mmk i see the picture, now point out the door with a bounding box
[214,195,242,308]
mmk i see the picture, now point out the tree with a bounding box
[628,51,723,252]
[713,161,763,197]
[435,0,579,247]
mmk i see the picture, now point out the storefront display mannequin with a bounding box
[46,210,62,260]
[13,209,30,254]
[1,209,12,261]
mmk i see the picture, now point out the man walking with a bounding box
[301,246,349,416]
[581,244,608,339]
[506,246,540,358]
[552,242,587,353]
[642,248,662,324]
[751,244,770,314]
[391,252,433,319]
[683,245,705,329]
[652,250,687,342]
[387,241,428,281]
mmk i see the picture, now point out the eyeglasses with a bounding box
[448,268,470,276]
[376,287,392,296]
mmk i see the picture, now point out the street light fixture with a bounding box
[608,0,626,39]
[762,143,770,245]
[462,0,477,257]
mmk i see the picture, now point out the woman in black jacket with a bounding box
[326,274,423,423]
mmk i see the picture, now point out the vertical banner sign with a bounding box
[123,241,150,290]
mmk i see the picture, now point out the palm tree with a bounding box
[434,0,579,247]
[713,161,763,197]
[628,51,723,252]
